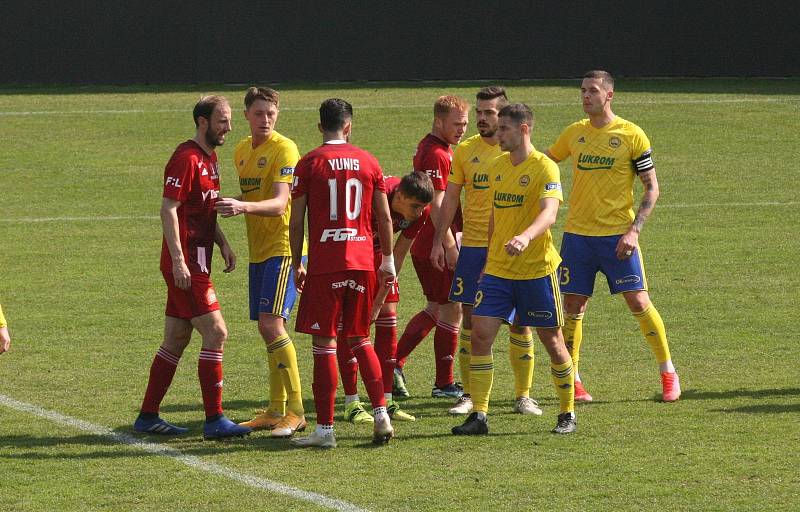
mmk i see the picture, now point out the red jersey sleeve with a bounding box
[163,149,195,202]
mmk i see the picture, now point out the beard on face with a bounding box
[205,127,225,148]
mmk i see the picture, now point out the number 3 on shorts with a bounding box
[559,266,570,286]
[452,277,464,296]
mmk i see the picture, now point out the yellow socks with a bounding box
[469,354,494,413]
[633,304,671,364]
[268,334,304,416]
[458,328,472,395]
[509,331,534,398]
[562,313,584,376]
[550,360,575,414]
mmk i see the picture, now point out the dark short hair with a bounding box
[583,70,615,90]
[399,172,434,204]
[319,98,353,132]
[193,95,229,127]
[476,86,508,104]
[244,86,279,110]
[498,103,534,127]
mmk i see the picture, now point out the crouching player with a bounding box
[337,172,434,424]
[452,104,576,436]
[289,98,396,448]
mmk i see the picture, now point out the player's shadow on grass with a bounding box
[681,387,800,401]
[710,403,800,414]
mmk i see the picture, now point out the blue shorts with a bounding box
[449,246,487,305]
[248,255,304,321]
[473,272,563,328]
[558,232,648,297]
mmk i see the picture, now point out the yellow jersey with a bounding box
[485,148,563,280]
[450,134,503,247]
[0,304,6,328]
[233,132,300,263]
[548,116,653,236]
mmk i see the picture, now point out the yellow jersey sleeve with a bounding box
[0,304,6,328]
[548,123,578,162]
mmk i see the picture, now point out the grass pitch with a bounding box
[1,79,799,511]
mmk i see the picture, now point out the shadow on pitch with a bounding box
[681,387,800,401]
[710,403,800,414]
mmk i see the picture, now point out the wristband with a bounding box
[379,254,396,276]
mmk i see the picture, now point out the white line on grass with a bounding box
[1,201,797,224]
[0,97,798,116]
[0,394,369,512]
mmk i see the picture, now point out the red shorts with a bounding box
[163,271,220,320]
[411,256,454,304]
[295,270,376,338]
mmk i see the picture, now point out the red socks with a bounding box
[140,347,180,414]
[198,349,224,419]
[336,337,359,396]
[312,345,338,425]
[434,321,459,388]
[396,309,437,367]
[350,338,386,408]
[374,312,398,393]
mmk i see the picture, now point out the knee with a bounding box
[207,324,228,349]
[257,316,283,342]
[624,291,651,313]
[563,294,588,314]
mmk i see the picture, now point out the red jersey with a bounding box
[372,175,430,252]
[292,141,386,276]
[159,140,220,275]
[410,134,461,258]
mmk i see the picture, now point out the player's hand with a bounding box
[445,244,459,271]
[215,198,247,218]
[294,264,307,294]
[172,259,191,290]
[616,229,638,260]
[370,287,391,323]
[504,234,530,256]
[430,243,446,272]
[219,243,236,273]
[0,327,10,354]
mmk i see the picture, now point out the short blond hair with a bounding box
[433,95,469,118]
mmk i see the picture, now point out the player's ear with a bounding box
[317,122,323,134]
[343,119,352,138]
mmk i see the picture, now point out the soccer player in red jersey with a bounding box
[336,173,433,424]
[394,95,469,399]
[134,96,252,439]
[289,98,396,448]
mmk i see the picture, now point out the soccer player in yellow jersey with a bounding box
[215,87,307,436]
[452,104,576,436]
[0,303,11,354]
[431,87,542,417]
[545,70,680,402]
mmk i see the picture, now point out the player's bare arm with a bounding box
[215,182,290,218]
[288,193,308,289]
[392,233,414,276]
[214,224,236,273]
[428,188,459,271]
[373,189,396,285]
[504,197,560,256]
[616,168,660,259]
[430,182,462,271]
[160,197,191,290]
